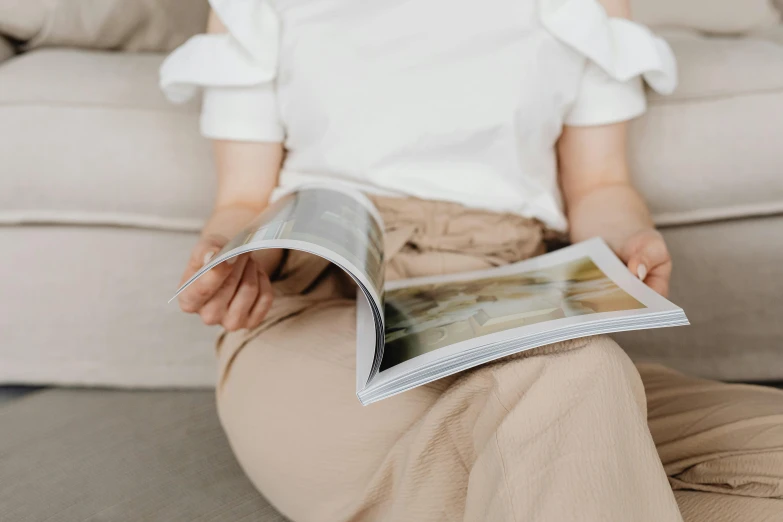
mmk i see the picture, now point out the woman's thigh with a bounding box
[216,297,449,522]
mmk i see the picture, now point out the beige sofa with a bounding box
[0,1,782,519]
[1,1,782,388]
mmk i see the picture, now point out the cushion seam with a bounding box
[3,204,782,232]
[649,85,783,106]
[0,210,205,232]
[0,100,198,114]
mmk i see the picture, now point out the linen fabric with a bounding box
[0,36,12,63]
[630,0,781,34]
[0,0,209,53]
[159,0,677,231]
[215,195,783,521]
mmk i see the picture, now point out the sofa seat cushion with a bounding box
[1,225,220,388]
[0,389,289,521]
[0,49,213,231]
[630,31,783,226]
[3,220,782,391]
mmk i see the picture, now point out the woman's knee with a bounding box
[488,335,647,417]
[539,336,645,394]
[565,335,647,411]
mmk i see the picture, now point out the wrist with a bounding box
[203,202,267,240]
[566,184,653,251]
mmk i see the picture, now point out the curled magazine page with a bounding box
[359,238,688,404]
[170,185,387,386]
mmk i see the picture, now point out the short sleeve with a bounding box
[539,0,678,127]
[158,0,284,142]
[565,63,647,126]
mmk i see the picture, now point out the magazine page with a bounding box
[170,184,387,388]
[360,238,687,404]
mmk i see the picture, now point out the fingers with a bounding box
[624,231,672,297]
[222,263,260,331]
[180,249,275,331]
[178,235,235,313]
[644,265,671,298]
[197,256,249,326]
[247,270,274,330]
[181,234,228,283]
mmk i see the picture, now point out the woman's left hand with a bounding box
[616,228,672,298]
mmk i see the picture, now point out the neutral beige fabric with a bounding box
[675,491,783,522]
[0,389,288,521]
[216,196,783,522]
[641,364,783,499]
[0,49,212,231]
[0,35,12,63]
[0,0,209,52]
[650,34,783,104]
[631,0,780,34]
[629,37,783,225]
[755,23,783,46]
[0,226,217,388]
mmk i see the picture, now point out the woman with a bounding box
[160,0,783,520]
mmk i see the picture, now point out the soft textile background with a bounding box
[0,0,210,52]
[631,0,781,33]
[0,0,780,56]
[0,36,12,62]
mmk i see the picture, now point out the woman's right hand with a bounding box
[177,206,283,331]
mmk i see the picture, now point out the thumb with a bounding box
[182,234,229,283]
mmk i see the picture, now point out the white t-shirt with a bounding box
[160,0,677,231]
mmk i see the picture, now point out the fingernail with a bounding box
[202,251,215,266]
[227,255,238,265]
[637,264,648,281]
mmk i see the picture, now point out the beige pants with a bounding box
[216,196,783,522]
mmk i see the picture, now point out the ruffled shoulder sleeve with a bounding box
[540,0,678,126]
[159,0,284,142]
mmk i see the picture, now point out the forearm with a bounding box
[204,139,283,238]
[558,123,671,295]
[558,122,655,248]
[202,9,283,237]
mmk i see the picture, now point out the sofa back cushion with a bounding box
[0,0,209,53]
[0,0,778,52]
[631,0,781,33]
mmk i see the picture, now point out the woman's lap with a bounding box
[217,304,690,521]
[218,310,783,522]
[216,297,450,521]
[215,197,783,520]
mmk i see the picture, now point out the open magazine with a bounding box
[173,185,689,405]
